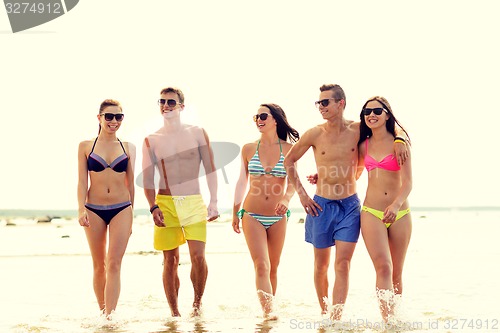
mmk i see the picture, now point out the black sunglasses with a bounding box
[362,108,387,116]
[158,99,180,107]
[253,113,270,122]
[314,98,338,107]
[101,113,124,121]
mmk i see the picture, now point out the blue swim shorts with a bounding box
[305,194,361,248]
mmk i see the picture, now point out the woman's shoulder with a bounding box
[281,141,294,153]
[120,140,136,155]
[78,138,94,149]
[241,142,258,154]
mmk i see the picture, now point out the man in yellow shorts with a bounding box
[142,87,219,317]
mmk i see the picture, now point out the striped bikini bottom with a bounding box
[237,209,290,229]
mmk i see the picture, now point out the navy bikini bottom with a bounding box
[85,201,132,225]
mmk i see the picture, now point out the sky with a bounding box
[1,0,499,211]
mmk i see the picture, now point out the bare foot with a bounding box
[191,302,202,317]
[264,312,278,321]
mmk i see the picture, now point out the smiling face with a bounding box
[159,91,184,119]
[98,105,123,133]
[317,90,344,120]
[363,100,389,130]
[254,106,276,133]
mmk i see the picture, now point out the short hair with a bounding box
[319,84,346,108]
[160,87,185,104]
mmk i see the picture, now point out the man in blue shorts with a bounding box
[284,84,407,320]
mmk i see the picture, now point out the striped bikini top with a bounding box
[248,139,286,178]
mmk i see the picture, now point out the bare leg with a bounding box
[84,210,108,312]
[187,240,207,316]
[242,215,279,318]
[104,206,132,316]
[331,240,356,320]
[266,217,287,296]
[163,248,181,317]
[361,212,394,321]
[264,217,287,320]
[388,215,412,295]
[313,247,331,314]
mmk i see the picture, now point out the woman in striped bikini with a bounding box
[232,103,299,319]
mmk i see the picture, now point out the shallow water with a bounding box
[1,209,499,332]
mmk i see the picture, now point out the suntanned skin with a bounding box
[142,90,218,317]
[358,99,412,321]
[77,104,136,318]
[284,90,361,319]
[232,105,296,320]
[284,88,409,320]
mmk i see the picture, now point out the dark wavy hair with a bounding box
[358,96,410,145]
[260,103,300,143]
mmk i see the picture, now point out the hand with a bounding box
[394,141,409,166]
[207,202,219,222]
[152,207,165,227]
[275,200,288,216]
[300,195,322,216]
[78,211,89,227]
[382,203,401,224]
[232,216,241,234]
[306,173,318,185]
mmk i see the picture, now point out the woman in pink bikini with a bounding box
[232,103,299,319]
[77,99,136,318]
[358,96,412,321]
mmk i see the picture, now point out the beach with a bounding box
[1,208,499,332]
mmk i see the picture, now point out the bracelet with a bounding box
[149,204,159,214]
[394,139,406,145]
[394,136,406,142]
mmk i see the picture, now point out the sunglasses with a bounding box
[362,108,387,116]
[158,99,181,107]
[253,113,270,122]
[314,98,338,107]
[101,113,124,121]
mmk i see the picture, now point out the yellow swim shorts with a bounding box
[154,194,207,251]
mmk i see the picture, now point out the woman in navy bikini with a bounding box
[232,103,299,319]
[77,99,136,318]
[358,96,412,322]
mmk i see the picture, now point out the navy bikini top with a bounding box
[87,138,129,173]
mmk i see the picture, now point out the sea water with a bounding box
[1,208,499,332]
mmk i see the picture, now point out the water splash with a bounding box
[257,289,278,320]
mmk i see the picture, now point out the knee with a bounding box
[254,260,271,278]
[106,257,123,274]
[190,252,206,267]
[164,255,180,267]
[92,259,106,274]
[375,260,393,279]
[269,260,280,277]
[314,261,329,276]
[334,258,351,276]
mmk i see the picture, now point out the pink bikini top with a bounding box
[364,139,400,172]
